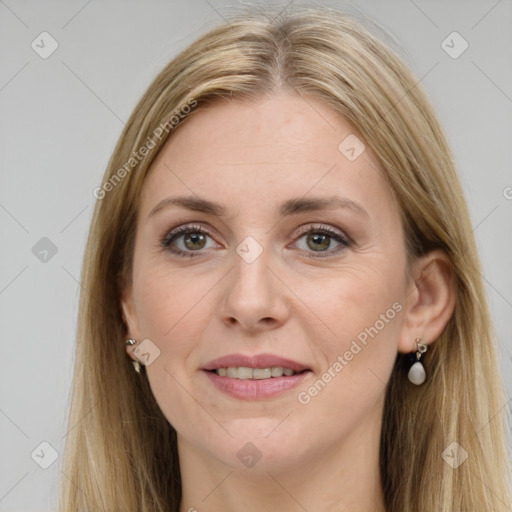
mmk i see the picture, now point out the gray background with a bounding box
[0,0,511,510]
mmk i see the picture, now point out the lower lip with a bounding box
[203,370,311,400]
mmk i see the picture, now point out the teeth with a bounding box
[227,367,238,378]
[271,366,284,377]
[214,366,298,379]
[253,368,272,379]
[238,367,253,380]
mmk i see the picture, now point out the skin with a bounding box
[121,89,456,512]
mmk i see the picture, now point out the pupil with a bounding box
[308,233,329,251]
[185,233,205,250]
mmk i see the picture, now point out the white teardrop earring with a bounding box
[407,338,428,385]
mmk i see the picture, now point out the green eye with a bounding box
[161,223,350,258]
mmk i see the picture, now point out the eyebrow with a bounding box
[147,194,369,219]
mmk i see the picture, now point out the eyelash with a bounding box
[160,223,351,259]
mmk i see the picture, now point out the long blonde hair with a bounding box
[59,5,512,511]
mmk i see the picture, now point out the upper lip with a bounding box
[202,353,311,372]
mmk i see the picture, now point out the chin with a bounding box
[206,419,312,473]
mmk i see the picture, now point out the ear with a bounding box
[397,249,456,354]
[120,281,143,359]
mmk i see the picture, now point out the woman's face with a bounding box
[122,90,413,473]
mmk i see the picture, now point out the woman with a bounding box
[59,4,512,511]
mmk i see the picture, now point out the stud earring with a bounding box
[407,338,428,385]
[125,339,142,373]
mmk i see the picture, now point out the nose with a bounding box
[218,244,290,333]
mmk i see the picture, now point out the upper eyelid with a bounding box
[293,223,349,240]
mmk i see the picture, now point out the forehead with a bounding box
[139,91,395,221]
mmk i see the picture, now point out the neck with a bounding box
[177,407,386,512]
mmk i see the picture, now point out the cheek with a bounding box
[295,263,406,421]
[133,267,216,431]
[290,273,404,444]
[134,263,214,340]
[302,261,405,354]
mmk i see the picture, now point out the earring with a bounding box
[125,339,142,373]
[407,338,428,385]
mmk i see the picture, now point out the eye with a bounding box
[161,224,219,257]
[160,222,351,259]
[292,224,350,258]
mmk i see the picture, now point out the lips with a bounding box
[201,353,312,400]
